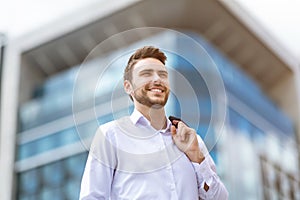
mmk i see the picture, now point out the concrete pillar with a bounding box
[294,64,300,182]
[0,41,21,200]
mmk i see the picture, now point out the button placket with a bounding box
[159,132,180,199]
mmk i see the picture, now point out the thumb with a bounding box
[171,125,176,136]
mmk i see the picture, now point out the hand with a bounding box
[171,121,205,164]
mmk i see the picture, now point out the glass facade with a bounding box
[18,153,87,200]
[16,31,298,199]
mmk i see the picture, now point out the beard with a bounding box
[132,83,170,109]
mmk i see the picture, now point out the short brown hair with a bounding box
[124,46,167,82]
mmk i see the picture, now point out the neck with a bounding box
[135,103,167,130]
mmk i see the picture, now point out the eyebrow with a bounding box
[158,70,168,75]
[139,69,153,74]
[138,69,168,74]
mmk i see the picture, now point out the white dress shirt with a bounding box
[80,109,228,199]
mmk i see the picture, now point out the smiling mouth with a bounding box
[144,84,167,94]
[149,88,163,93]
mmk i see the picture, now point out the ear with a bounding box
[124,80,133,95]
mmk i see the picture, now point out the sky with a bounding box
[235,0,300,58]
[0,0,299,59]
[0,0,98,38]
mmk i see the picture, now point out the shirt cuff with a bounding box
[192,159,215,187]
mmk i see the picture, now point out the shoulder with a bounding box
[99,120,117,133]
[96,116,132,138]
[98,116,131,132]
[89,120,119,151]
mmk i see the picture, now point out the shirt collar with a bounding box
[130,109,172,133]
[130,109,151,126]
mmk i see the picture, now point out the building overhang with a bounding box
[14,0,298,102]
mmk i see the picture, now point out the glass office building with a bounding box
[16,31,298,199]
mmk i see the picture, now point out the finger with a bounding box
[177,122,187,141]
[171,125,176,136]
[172,120,179,128]
[177,121,188,129]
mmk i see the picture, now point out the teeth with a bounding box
[151,89,162,92]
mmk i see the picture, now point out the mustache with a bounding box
[144,83,168,91]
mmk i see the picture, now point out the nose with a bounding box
[153,72,161,82]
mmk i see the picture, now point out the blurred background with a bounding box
[1,0,300,199]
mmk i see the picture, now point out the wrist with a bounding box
[186,149,205,164]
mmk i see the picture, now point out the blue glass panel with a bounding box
[36,135,58,154]
[228,108,242,131]
[97,113,114,124]
[39,187,64,200]
[58,128,79,145]
[228,107,267,140]
[18,128,80,160]
[210,146,218,165]
[19,169,40,195]
[19,99,42,130]
[17,142,35,160]
[18,194,38,200]
[64,179,81,200]
[41,162,64,187]
[18,153,88,199]
[197,124,209,139]
[76,120,98,140]
[64,153,87,179]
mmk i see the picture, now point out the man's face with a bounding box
[127,58,170,108]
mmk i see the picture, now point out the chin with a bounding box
[151,104,165,109]
[150,99,167,107]
[149,98,165,105]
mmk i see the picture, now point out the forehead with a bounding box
[133,58,167,72]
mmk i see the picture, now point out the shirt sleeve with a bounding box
[192,135,229,200]
[79,154,114,200]
[79,126,117,199]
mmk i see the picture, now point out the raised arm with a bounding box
[171,122,228,199]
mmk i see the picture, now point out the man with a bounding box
[80,46,228,199]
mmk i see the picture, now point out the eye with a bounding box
[141,72,151,76]
[159,72,168,78]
